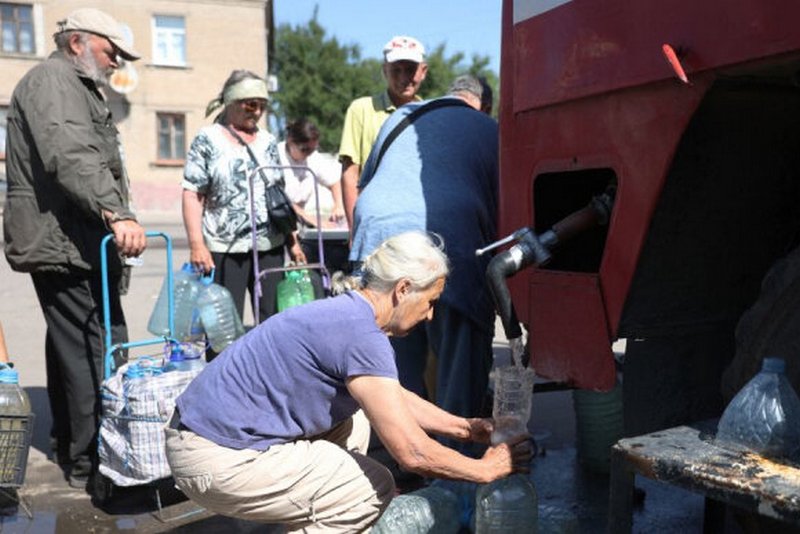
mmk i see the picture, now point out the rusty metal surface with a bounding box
[615,420,800,525]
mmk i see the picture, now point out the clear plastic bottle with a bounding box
[490,364,536,445]
[196,278,245,353]
[147,263,201,338]
[475,364,538,533]
[716,357,800,461]
[475,473,538,533]
[372,485,461,534]
[0,364,32,485]
[163,343,206,373]
[298,269,315,303]
[431,479,477,531]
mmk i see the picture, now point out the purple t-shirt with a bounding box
[176,292,397,450]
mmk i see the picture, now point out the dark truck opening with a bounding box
[619,75,800,435]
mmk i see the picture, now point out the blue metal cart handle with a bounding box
[100,232,175,380]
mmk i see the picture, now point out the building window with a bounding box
[0,105,8,160]
[156,113,185,163]
[152,15,185,66]
[1,3,34,55]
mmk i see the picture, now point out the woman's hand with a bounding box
[328,205,346,226]
[465,418,494,444]
[189,243,215,274]
[287,232,307,264]
[481,434,534,479]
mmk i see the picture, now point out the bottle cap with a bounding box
[181,262,195,273]
[762,357,785,373]
[169,345,187,362]
[0,367,19,384]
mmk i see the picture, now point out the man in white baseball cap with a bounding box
[338,35,428,230]
[5,7,146,491]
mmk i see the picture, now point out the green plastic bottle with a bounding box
[277,271,306,311]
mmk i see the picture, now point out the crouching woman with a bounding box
[164,231,531,532]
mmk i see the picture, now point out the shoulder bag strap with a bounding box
[371,98,473,172]
[224,124,272,184]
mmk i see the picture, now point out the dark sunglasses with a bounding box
[240,99,267,112]
[290,141,317,155]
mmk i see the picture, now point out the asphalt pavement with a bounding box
[0,210,721,533]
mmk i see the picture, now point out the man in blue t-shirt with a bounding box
[350,76,498,454]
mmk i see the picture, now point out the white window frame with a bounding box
[156,112,186,163]
[0,2,35,55]
[151,14,186,67]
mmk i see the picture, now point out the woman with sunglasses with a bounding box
[182,70,305,356]
[277,118,345,229]
[277,118,348,285]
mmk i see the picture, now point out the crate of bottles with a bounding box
[0,414,34,488]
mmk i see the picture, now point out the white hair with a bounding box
[333,231,449,295]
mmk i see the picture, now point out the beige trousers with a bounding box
[165,410,395,533]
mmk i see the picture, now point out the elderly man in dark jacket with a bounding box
[3,8,146,489]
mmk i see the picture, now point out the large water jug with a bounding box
[372,485,461,534]
[475,474,538,533]
[277,270,315,311]
[475,364,538,533]
[431,479,477,531]
[716,357,800,462]
[147,263,201,339]
[0,364,32,486]
[196,277,245,353]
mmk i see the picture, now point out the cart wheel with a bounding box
[92,473,115,504]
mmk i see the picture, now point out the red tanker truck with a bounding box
[493,0,800,436]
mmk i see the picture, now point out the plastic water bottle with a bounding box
[0,366,30,418]
[475,474,538,533]
[0,364,32,485]
[277,270,314,311]
[372,485,461,534]
[163,343,206,373]
[475,364,538,533]
[147,263,201,339]
[490,365,536,446]
[299,269,315,302]
[716,357,800,461]
[431,479,477,531]
[196,277,245,353]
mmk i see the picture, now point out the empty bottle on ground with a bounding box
[196,277,245,353]
[716,357,800,461]
[372,485,461,534]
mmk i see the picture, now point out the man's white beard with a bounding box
[76,41,112,87]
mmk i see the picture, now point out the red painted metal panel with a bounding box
[511,0,800,111]
[529,270,615,390]
[499,0,800,389]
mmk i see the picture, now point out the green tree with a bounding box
[270,12,497,152]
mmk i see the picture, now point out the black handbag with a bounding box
[226,125,298,235]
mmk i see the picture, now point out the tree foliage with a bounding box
[270,12,497,152]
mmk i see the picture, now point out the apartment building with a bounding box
[0,0,273,212]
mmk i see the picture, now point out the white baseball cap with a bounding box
[383,36,425,64]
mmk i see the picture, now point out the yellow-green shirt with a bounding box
[338,91,421,167]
